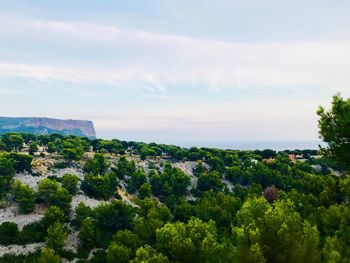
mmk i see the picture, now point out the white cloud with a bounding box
[0,16,350,92]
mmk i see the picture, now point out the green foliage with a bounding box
[194,191,241,230]
[133,198,171,244]
[11,180,36,214]
[38,178,72,212]
[0,156,15,195]
[1,109,350,263]
[61,137,86,161]
[81,172,118,200]
[98,139,125,154]
[47,142,57,155]
[139,182,152,199]
[5,152,33,172]
[43,206,65,226]
[29,141,39,155]
[150,164,191,199]
[112,230,142,253]
[0,221,46,246]
[0,222,19,245]
[37,247,61,263]
[196,171,224,194]
[156,218,226,263]
[233,197,321,262]
[61,173,79,195]
[92,200,135,232]
[127,170,147,194]
[193,160,207,177]
[74,202,92,226]
[318,94,350,168]
[113,155,136,180]
[45,221,69,252]
[78,217,99,249]
[106,243,132,263]
[207,156,225,173]
[1,133,24,152]
[133,245,169,263]
[83,153,110,175]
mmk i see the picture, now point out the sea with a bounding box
[169,140,324,151]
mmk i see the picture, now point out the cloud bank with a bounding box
[0,16,349,92]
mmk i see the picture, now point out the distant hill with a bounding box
[0,117,96,138]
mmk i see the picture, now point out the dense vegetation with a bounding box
[0,95,349,262]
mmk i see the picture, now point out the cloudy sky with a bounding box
[0,1,349,144]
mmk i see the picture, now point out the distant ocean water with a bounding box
[98,131,324,150]
[169,140,325,151]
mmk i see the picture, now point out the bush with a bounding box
[52,162,68,169]
[5,153,32,172]
[12,180,36,214]
[81,172,119,200]
[0,251,39,263]
[0,222,18,245]
[18,221,46,244]
[61,173,79,195]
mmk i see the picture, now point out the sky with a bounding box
[0,0,350,144]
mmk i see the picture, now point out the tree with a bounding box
[37,247,61,263]
[139,183,152,199]
[1,133,24,152]
[11,180,36,214]
[127,170,147,194]
[133,198,171,244]
[317,94,350,168]
[197,171,223,194]
[29,141,39,155]
[50,187,72,213]
[133,245,169,263]
[81,172,118,200]
[112,230,142,254]
[83,153,110,175]
[193,161,207,177]
[0,139,6,151]
[5,152,33,172]
[47,142,57,155]
[79,217,99,249]
[194,191,241,230]
[156,218,226,263]
[0,222,19,245]
[106,243,132,263]
[45,221,69,252]
[168,167,191,197]
[74,202,92,226]
[113,156,136,180]
[233,197,321,263]
[38,178,60,203]
[0,156,15,196]
[38,179,72,213]
[61,173,79,195]
[60,137,86,162]
[61,148,81,162]
[92,200,135,232]
[43,206,65,227]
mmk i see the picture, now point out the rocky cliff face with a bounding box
[0,117,96,138]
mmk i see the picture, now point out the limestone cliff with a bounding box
[0,117,96,138]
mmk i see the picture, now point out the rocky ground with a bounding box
[0,242,45,258]
[0,203,45,231]
[0,155,200,260]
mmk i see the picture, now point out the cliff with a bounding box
[0,117,96,138]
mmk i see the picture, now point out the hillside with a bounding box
[0,132,348,262]
[0,117,96,138]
